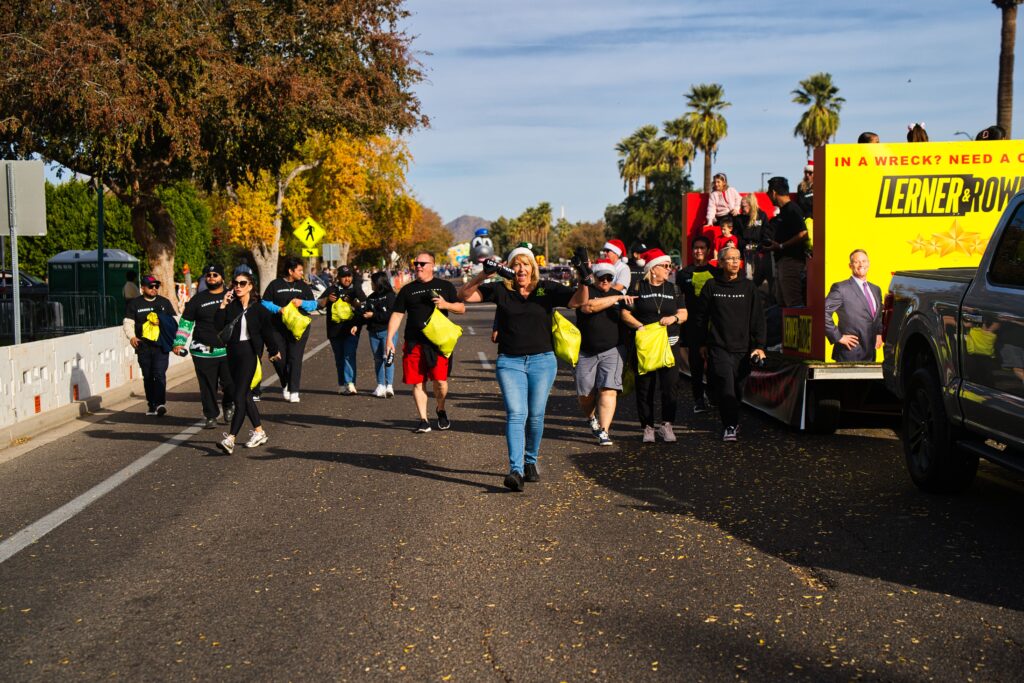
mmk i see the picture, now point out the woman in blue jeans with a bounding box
[459,246,588,491]
[362,271,399,397]
[318,265,366,394]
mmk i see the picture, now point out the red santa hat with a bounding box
[591,258,616,278]
[642,248,671,274]
[603,238,626,257]
[804,160,814,173]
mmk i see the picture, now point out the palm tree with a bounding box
[615,132,642,196]
[634,124,670,191]
[994,1,1022,137]
[662,116,695,174]
[792,72,845,157]
[682,83,730,193]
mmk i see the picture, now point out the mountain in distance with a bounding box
[445,215,492,244]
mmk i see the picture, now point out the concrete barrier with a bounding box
[1,326,190,431]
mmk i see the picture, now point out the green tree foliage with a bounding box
[792,72,845,156]
[0,0,425,307]
[604,172,694,255]
[682,83,730,193]
[488,203,553,260]
[557,220,609,260]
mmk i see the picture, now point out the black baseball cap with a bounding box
[338,265,353,277]
[140,275,160,287]
[202,264,224,277]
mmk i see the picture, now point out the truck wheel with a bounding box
[806,386,840,434]
[902,368,978,493]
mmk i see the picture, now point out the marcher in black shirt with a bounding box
[261,256,317,402]
[695,246,767,442]
[362,271,399,398]
[123,274,176,416]
[318,264,367,395]
[459,246,588,491]
[569,259,632,447]
[765,176,808,308]
[621,249,687,443]
[676,236,719,413]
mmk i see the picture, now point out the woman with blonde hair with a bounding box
[705,172,742,226]
[459,245,589,491]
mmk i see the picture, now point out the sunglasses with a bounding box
[143,283,159,289]
[413,261,432,267]
[231,280,251,288]
[596,274,615,283]
[205,272,221,278]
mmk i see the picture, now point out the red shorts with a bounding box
[402,342,450,384]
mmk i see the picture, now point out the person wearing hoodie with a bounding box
[319,265,367,395]
[261,257,318,403]
[695,246,767,442]
[362,271,399,398]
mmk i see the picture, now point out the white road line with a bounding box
[0,339,331,565]
[477,351,492,370]
[0,422,204,564]
[466,326,476,335]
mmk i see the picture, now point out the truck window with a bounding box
[989,207,1024,287]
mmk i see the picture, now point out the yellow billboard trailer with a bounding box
[681,140,1019,431]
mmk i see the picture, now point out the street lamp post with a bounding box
[954,131,973,140]
[760,171,772,192]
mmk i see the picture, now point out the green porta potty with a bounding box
[48,249,140,328]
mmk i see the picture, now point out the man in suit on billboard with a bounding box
[825,249,883,362]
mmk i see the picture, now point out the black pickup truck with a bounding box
[882,193,1024,492]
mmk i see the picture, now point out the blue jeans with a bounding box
[495,352,558,475]
[368,328,399,386]
[330,333,360,385]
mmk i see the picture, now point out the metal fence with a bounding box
[0,294,119,343]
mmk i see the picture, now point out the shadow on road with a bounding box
[570,422,1024,611]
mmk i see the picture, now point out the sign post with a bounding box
[1,160,47,345]
[292,217,325,269]
[4,164,19,344]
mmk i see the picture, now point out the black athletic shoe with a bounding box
[203,417,217,429]
[436,410,451,430]
[415,419,432,433]
[693,398,709,414]
[156,404,167,417]
[524,463,540,482]
[504,471,524,492]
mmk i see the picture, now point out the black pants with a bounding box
[137,345,169,409]
[635,363,678,428]
[709,347,751,429]
[686,342,707,402]
[193,355,234,419]
[227,342,261,435]
[273,326,309,392]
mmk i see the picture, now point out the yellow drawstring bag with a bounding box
[551,310,581,367]
[142,311,161,341]
[251,361,262,389]
[421,308,462,357]
[635,322,675,375]
[280,303,312,340]
[965,327,996,357]
[331,299,354,323]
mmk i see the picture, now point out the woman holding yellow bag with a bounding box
[318,265,366,395]
[620,248,687,444]
[261,257,317,403]
[459,246,589,492]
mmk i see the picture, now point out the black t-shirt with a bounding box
[322,283,367,338]
[125,295,176,347]
[480,279,574,356]
[575,285,625,355]
[180,289,226,348]
[264,278,316,317]
[393,278,460,345]
[625,279,686,340]
[771,201,807,261]
[676,264,719,345]
[735,209,768,249]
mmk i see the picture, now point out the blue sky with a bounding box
[401,0,1023,224]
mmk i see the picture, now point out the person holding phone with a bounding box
[215,274,283,454]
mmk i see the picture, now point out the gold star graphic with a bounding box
[922,238,942,257]
[930,219,983,257]
[907,234,927,254]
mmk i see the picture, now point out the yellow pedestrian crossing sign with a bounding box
[302,247,319,258]
[293,217,325,248]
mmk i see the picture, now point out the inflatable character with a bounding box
[470,228,495,263]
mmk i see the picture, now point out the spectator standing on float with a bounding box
[569,258,631,446]
[857,132,880,144]
[123,275,176,417]
[599,238,632,291]
[262,256,317,403]
[320,265,366,395]
[797,161,814,217]
[736,194,771,286]
[676,236,719,414]
[695,247,766,442]
[621,248,687,443]
[906,123,929,142]
[363,271,399,398]
[385,253,465,433]
[705,173,742,226]
[765,176,808,308]
[458,246,589,491]
[215,273,282,454]
[173,264,235,429]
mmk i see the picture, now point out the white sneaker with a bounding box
[346,383,357,395]
[385,385,395,398]
[283,388,292,401]
[597,430,613,446]
[289,392,300,403]
[372,384,386,398]
[245,430,268,448]
[587,415,601,435]
[642,426,656,443]
[723,426,738,442]
[218,434,235,455]
[657,422,677,442]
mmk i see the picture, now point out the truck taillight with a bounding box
[881,292,895,341]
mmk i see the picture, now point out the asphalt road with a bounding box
[2,305,1023,681]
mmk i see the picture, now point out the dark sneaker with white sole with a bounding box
[436,410,451,430]
[415,419,432,433]
[524,463,540,482]
[504,471,524,491]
